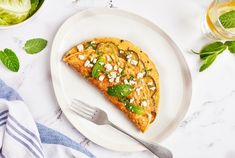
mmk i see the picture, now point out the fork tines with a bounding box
[71,99,96,120]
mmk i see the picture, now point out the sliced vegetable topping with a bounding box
[143,76,156,96]
[119,98,145,115]
[97,42,119,55]
[119,50,139,65]
[92,57,105,78]
[107,84,133,98]
[126,50,139,63]
[125,103,145,115]
[138,60,147,73]
[81,40,157,117]
[85,41,97,50]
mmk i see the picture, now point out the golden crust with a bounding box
[63,37,160,132]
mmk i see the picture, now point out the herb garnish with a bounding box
[219,10,235,29]
[107,84,133,98]
[85,41,97,50]
[0,49,19,72]
[225,41,235,53]
[192,40,235,72]
[119,98,144,115]
[92,57,105,78]
[0,38,47,72]
[24,38,47,54]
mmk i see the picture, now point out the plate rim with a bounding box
[50,7,192,152]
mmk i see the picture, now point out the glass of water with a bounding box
[203,0,235,40]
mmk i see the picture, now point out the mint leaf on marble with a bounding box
[24,38,47,54]
[219,10,235,29]
[225,41,235,53]
[193,42,227,59]
[199,54,217,72]
[193,40,235,72]
[0,48,20,72]
[192,41,227,72]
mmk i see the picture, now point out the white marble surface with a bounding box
[1,0,235,157]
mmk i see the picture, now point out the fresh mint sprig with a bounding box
[225,41,235,53]
[219,10,235,29]
[24,38,47,54]
[0,49,20,72]
[0,38,47,72]
[192,40,235,72]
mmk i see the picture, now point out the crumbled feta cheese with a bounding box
[84,60,93,67]
[99,62,104,66]
[150,87,156,91]
[130,60,138,66]
[115,76,120,83]
[130,98,134,103]
[110,72,117,78]
[141,101,147,107]
[84,60,90,67]
[106,55,111,62]
[129,80,136,85]
[91,41,96,44]
[136,87,143,95]
[104,64,112,71]
[90,57,94,62]
[77,44,84,52]
[78,55,85,60]
[137,72,145,79]
[119,50,124,54]
[93,58,97,63]
[118,68,123,73]
[114,65,118,71]
[124,79,129,85]
[109,78,114,83]
[148,82,154,86]
[99,75,105,81]
[126,54,132,59]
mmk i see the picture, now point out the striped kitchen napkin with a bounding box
[0,79,95,158]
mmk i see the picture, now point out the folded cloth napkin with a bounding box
[0,79,95,158]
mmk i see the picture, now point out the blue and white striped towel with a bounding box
[0,79,95,158]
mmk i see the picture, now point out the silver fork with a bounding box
[70,99,173,158]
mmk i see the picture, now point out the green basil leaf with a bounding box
[225,41,235,53]
[199,54,217,72]
[219,10,235,29]
[119,98,144,115]
[0,49,19,72]
[24,38,47,54]
[107,84,133,98]
[92,57,105,78]
[125,103,145,115]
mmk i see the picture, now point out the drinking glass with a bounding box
[202,0,235,40]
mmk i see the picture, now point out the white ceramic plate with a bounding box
[51,8,192,152]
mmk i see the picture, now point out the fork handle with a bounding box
[108,121,173,158]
